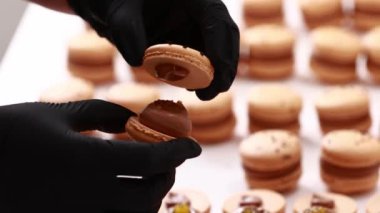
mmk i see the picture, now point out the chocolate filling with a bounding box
[239,195,263,207]
[321,159,379,178]
[312,55,356,67]
[304,10,343,23]
[355,8,380,16]
[311,194,335,209]
[155,63,189,81]
[249,116,299,127]
[244,161,300,179]
[319,114,370,125]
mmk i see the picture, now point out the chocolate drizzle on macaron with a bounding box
[234,195,269,213]
[303,194,336,213]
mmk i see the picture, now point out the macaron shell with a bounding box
[243,0,283,17]
[248,84,302,123]
[68,31,115,65]
[106,83,160,113]
[180,91,233,124]
[315,86,369,121]
[322,130,380,168]
[305,15,344,29]
[311,26,361,64]
[321,168,378,194]
[293,193,357,213]
[245,165,301,192]
[40,78,94,103]
[191,114,236,144]
[240,130,301,171]
[310,57,357,83]
[222,189,286,213]
[248,57,294,79]
[366,194,380,213]
[159,189,211,213]
[242,25,295,59]
[143,44,214,89]
[125,116,174,143]
[320,115,372,134]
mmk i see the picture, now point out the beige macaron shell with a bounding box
[243,0,283,16]
[355,0,380,13]
[311,27,361,64]
[363,27,380,63]
[299,0,341,19]
[222,189,285,213]
[40,78,94,103]
[159,189,211,213]
[68,31,115,65]
[293,193,357,213]
[180,91,233,124]
[248,84,302,123]
[366,194,380,213]
[240,130,301,171]
[315,86,369,120]
[143,44,214,89]
[322,130,380,168]
[242,25,295,58]
[106,83,159,113]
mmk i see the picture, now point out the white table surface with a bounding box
[1,2,380,213]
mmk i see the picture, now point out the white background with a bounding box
[1,1,380,212]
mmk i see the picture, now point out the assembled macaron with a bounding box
[241,25,295,79]
[240,130,302,192]
[159,189,211,213]
[353,0,380,31]
[320,130,380,194]
[125,100,192,143]
[293,193,357,213]
[248,84,302,133]
[222,189,286,213]
[179,91,235,144]
[310,27,361,83]
[67,30,116,83]
[143,44,214,89]
[315,86,371,133]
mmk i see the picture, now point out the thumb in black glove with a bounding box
[0,100,201,213]
[68,0,240,100]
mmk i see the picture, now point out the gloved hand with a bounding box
[0,100,201,213]
[67,0,240,100]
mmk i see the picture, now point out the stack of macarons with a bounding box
[179,91,236,144]
[67,31,116,83]
[242,0,284,26]
[299,0,343,29]
[241,25,295,79]
[363,27,380,82]
[106,83,160,139]
[353,0,380,31]
[159,189,211,213]
[248,84,302,134]
[239,130,302,192]
[293,193,357,213]
[315,86,371,134]
[222,189,286,213]
[39,78,94,103]
[320,130,380,194]
[310,27,361,83]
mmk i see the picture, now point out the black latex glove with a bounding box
[0,100,201,213]
[67,0,240,100]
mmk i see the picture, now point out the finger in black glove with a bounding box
[0,100,201,212]
[68,0,240,100]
